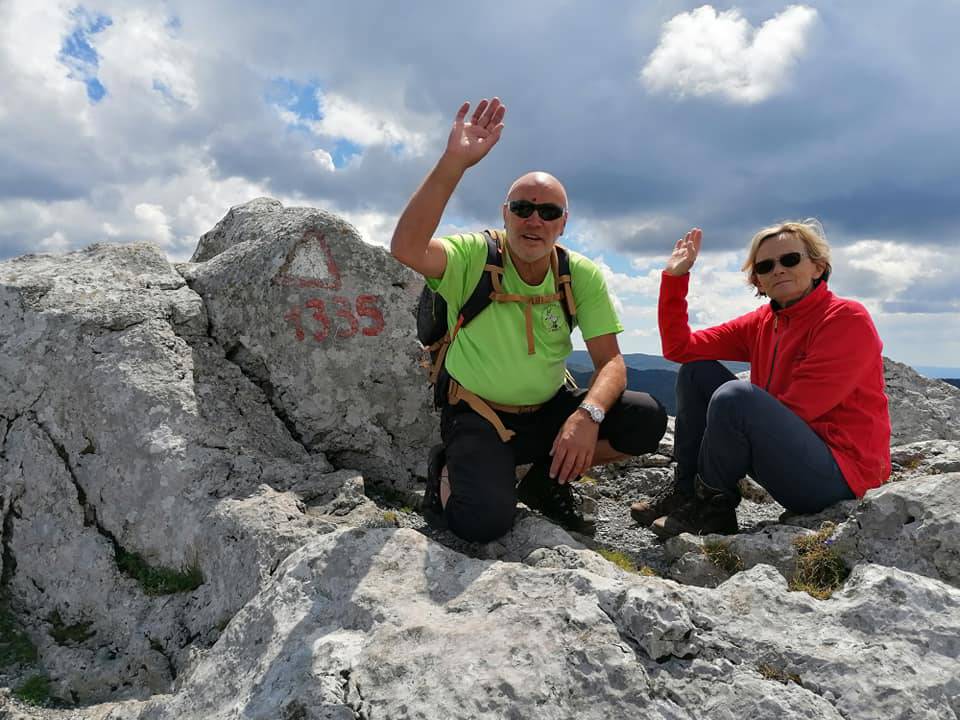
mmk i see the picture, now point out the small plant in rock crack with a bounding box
[13,673,52,707]
[702,539,744,575]
[116,548,204,595]
[47,610,95,645]
[789,522,849,599]
[0,599,38,668]
[757,662,803,686]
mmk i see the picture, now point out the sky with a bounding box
[2,1,959,373]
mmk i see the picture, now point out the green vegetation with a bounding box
[382,511,399,526]
[597,548,657,576]
[47,610,95,645]
[577,475,598,485]
[116,548,204,595]
[757,662,802,686]
[0,601,38,667]
[13,673,51,706]
[702,539,744,575]
[789,523,849,600]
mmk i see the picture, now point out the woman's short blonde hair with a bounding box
[741,219,832,297]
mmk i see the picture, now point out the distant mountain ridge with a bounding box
[568,350,750,375]
[568,351,959,409]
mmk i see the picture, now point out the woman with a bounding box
[630,221,891,537]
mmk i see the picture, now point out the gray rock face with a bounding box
[0,242,352,703]
[180,198,434,484]
[885,357,960,444]
[3,200,960,719]
[86,530,960,720]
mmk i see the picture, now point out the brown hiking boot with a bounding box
[629,484,690,526]
[650,475,739,539]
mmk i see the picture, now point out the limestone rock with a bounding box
[178,198,434,485]
[884,357,960,444]
[115,530,960,720]
[833,472,960,587]
[0,243,351,703]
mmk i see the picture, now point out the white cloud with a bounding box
[835,239,945,298]
[311,149,335,172]
[39,230,71,253]
[96,9,199,109]
[339,209,397,250]
[570,214,675,255]
[642,4,818,103]
[309,92,428,154]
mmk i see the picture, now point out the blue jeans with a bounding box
[674,361,854,514]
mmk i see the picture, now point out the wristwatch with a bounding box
[578,401,605,424]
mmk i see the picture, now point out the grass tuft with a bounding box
[702,539,744,575]
[382,511,399,526]
[789,522,849,599]
[13,673,51,706]
[116,548,204,595]
[0,600,38,668]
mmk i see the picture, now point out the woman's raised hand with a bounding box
[443,98,506,169]
[666,228,702,276]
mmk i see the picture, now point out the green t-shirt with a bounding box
[426,231,623,405]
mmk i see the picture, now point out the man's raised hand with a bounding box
[443,98,506,169]
[665,228,702,276]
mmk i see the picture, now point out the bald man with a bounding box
[391,98,667,542]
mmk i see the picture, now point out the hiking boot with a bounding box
[518,463,596,535]
[651,475,739,539]
[630,483,691,526]
[421,444,446,526]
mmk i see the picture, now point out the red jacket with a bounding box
[659,272,891,497]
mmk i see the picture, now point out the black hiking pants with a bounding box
[439,384,667,542]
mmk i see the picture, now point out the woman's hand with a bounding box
[665,228,702,276]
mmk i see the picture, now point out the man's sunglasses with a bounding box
[754,251,806,275]
[506,200,566,222]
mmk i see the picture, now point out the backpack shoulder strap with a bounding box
[452,230,504,336]
[553,244,577,330]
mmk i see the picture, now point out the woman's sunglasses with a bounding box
[506,200,566,222]
[754,251,806,275]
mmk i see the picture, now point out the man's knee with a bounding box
[446,494,515,543]
[605,391,668,456]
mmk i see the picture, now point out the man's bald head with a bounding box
[501,171,569,266]
[506,171,569,208]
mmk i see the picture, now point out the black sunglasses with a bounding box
[754,251,806,275]
[506,200,566,222]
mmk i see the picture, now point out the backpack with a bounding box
[416,229,578,407]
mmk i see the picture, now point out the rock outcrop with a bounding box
[1,199,959,719]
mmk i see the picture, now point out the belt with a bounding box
[447,380,545,442]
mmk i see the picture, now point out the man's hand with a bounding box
[665,227,702,276]
[443,98,506,170]
[549,412,599,484]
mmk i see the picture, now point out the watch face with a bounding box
[581,403,602,422]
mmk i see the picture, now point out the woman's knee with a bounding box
[677,360,722,386]
[706,379,755,422]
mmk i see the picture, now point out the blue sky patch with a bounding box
[266,77,322,122]
[331,139,363,168]
[59,7,113,103]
